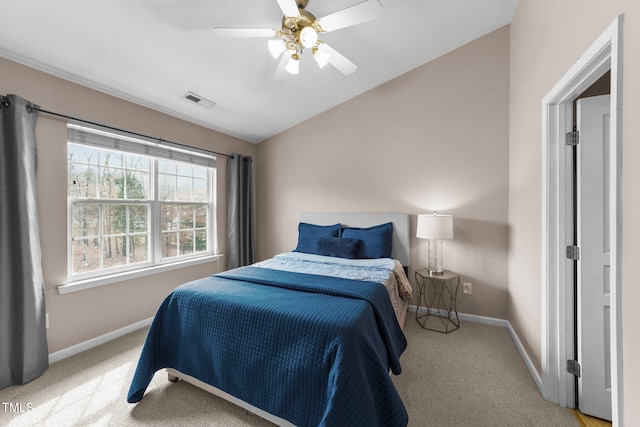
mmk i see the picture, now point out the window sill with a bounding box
[57,254,224,295]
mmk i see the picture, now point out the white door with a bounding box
[576,94,611,421]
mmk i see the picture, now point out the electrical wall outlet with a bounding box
[463,282,472,295]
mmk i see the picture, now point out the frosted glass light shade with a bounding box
[299,26,318,49]
[285,54,300,75]
[267,39,286,58]
[416,214,454,240]
[313,43,330,68]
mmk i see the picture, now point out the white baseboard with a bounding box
[408,305,542,393]
[505,321,543,392]
[49,308,544,396]
[48,317,154,364]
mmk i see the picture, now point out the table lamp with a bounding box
[416,213,454,275]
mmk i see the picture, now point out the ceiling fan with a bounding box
[213,0,383,76]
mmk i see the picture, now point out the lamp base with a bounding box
[428,239,445,276]
[427,269,444,276]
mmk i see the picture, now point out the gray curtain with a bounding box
[0,94,48,389]
[226,153,255,269]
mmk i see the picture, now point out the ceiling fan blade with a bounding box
[316,0,382,33]
[276,0,300,18]
[213,28,277,38]
[322,43,357,75]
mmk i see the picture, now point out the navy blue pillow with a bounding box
[317,237,361,259]
[293,222,341,254]
[341,222,393,259]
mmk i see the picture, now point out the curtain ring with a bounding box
[1,97,10,108]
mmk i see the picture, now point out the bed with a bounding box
[127,213,412,426]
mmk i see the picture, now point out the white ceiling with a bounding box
[0,0,518,144]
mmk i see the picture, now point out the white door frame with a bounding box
[541,15,623,425]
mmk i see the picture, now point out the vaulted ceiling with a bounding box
[0,0,518,143]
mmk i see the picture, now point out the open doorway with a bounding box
[541,16,623,426]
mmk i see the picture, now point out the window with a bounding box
[67,124,216,281]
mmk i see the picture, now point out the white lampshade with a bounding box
[267,39,286,58]
[285,54,300,75]
[416,214,454,240]
[313,43,330,68]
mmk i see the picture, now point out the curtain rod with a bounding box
[26,105,233,159]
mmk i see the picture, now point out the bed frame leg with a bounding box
[168,373,179,383]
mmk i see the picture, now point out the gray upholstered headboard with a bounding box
[299,213,411,268]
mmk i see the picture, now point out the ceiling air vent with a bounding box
[183,92,216,108]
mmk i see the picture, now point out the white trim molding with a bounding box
[58,254,223,294]
[540,15,623,425]
[48,317,154,364]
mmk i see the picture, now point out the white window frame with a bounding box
[59,124,221,294]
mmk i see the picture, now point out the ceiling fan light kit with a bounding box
[285,53,300,74]
[213,0,382,77]
[312,43,330,68]
[299,26,318,49]
[268,39,287,58]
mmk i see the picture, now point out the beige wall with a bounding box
[256,26,510,319]
[508,0,639,421]
[0,56,256,352]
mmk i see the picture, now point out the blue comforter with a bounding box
[127,266,408,426]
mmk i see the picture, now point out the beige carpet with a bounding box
[395,318,578,426]
[0,317,579,426]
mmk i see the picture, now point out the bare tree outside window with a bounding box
[68,139,212,279]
